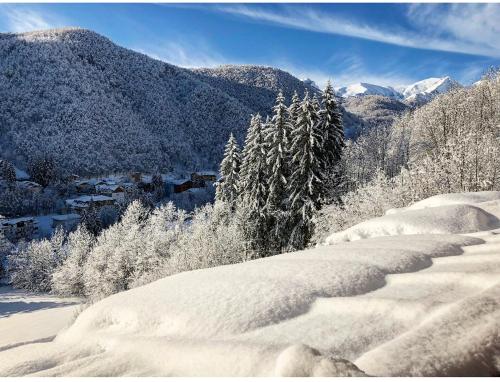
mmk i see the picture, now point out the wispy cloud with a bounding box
[216,4,500,58]
[0,6,67,33]
[136,39,230,69]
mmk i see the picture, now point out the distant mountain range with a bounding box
[0,28,460,176]
[336,76,462,106]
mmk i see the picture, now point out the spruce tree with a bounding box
[216,133,241,209]
[287,91,324,249]
[264,91,292,252]
[320,80,344,167]
[238,114,270,256]
[318,81,344,201]
[0,160,16,186]
[288,91,301,132]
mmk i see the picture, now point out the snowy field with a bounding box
[0,286,81,352]
[0,191,499,376]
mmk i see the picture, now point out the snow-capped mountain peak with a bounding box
[336,76,461,106]
[336,82,402,99]
[402,76,460,99]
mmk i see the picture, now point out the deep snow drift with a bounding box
[1,192,500,376]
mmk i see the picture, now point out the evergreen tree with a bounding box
[318,81,345,201]
[216,133,241,209]
[287,91,324,249]
[238,114,270,256]
[151,172,165,201]
[288,91,301,127]
[81,204,103,236]
[0,160,16,185]
[27,155,56,187]
[264,91,292,252]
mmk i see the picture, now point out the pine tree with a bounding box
[152,172,165,201]
[288,91,301,127]
[287,91,324,249]
[238,114,270,256]
[81,204,102,236]
[27,156,56,187]
[216,133,241,209]
[264,91,292,252]
[0,160,16,185]
[319,81,344,200]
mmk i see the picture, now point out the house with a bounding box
[191,172,217,186]
[173,180,193,193]
[16,180,43,193]
[51,214,81,232]
[0,217,38,243]
[75,180,96,194]
[65,195,116,213]
[95,184,126,202]
[66,174,80,183]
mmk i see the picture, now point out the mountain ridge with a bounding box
[336,76,462,104]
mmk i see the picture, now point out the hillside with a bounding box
[342,95,409,128]
[1,191,499,376]
[0,28,366,176]
[0,28,256,175]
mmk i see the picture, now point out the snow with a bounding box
[402,76,461,101]
[1,191,500,376]
[14,166,29,181]
[325,203,499,244]
[336,82,402,99]
[0,286,81,352]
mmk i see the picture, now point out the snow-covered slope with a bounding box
[403,76,461,105]
[336,83,402,98]
[0,29,363,175]
[1,192,500,377]
[0,286,80,352]
[336,77,462,107]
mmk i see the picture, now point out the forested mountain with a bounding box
[0,28,254,175]
[0,28,366,176]
[192,64,318,113]
[342,95,409,128]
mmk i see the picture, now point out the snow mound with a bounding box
[356,283,500,376]
[1,191,499,377]
[0,234,482,376]
[326,204,499,244]
[275,344,366,377]
[407,191,500,211]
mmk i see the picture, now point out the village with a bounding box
[0,167,218,246]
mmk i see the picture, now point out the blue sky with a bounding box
[0,3,498,88]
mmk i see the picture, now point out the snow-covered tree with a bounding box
[238,114,270,256]
[288,91,301,127]
[52,226,95,296]
[216,133,241,209]
[81,205,102,236]
[319,81,344,168]
[168,201,247,274]
[152,173,165,201]
[83,200,150,299]
[0,159,16,185]
[287,91,324,249]
[264,91,292,252]
[9,229,66,292]
[27,155,56,187]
